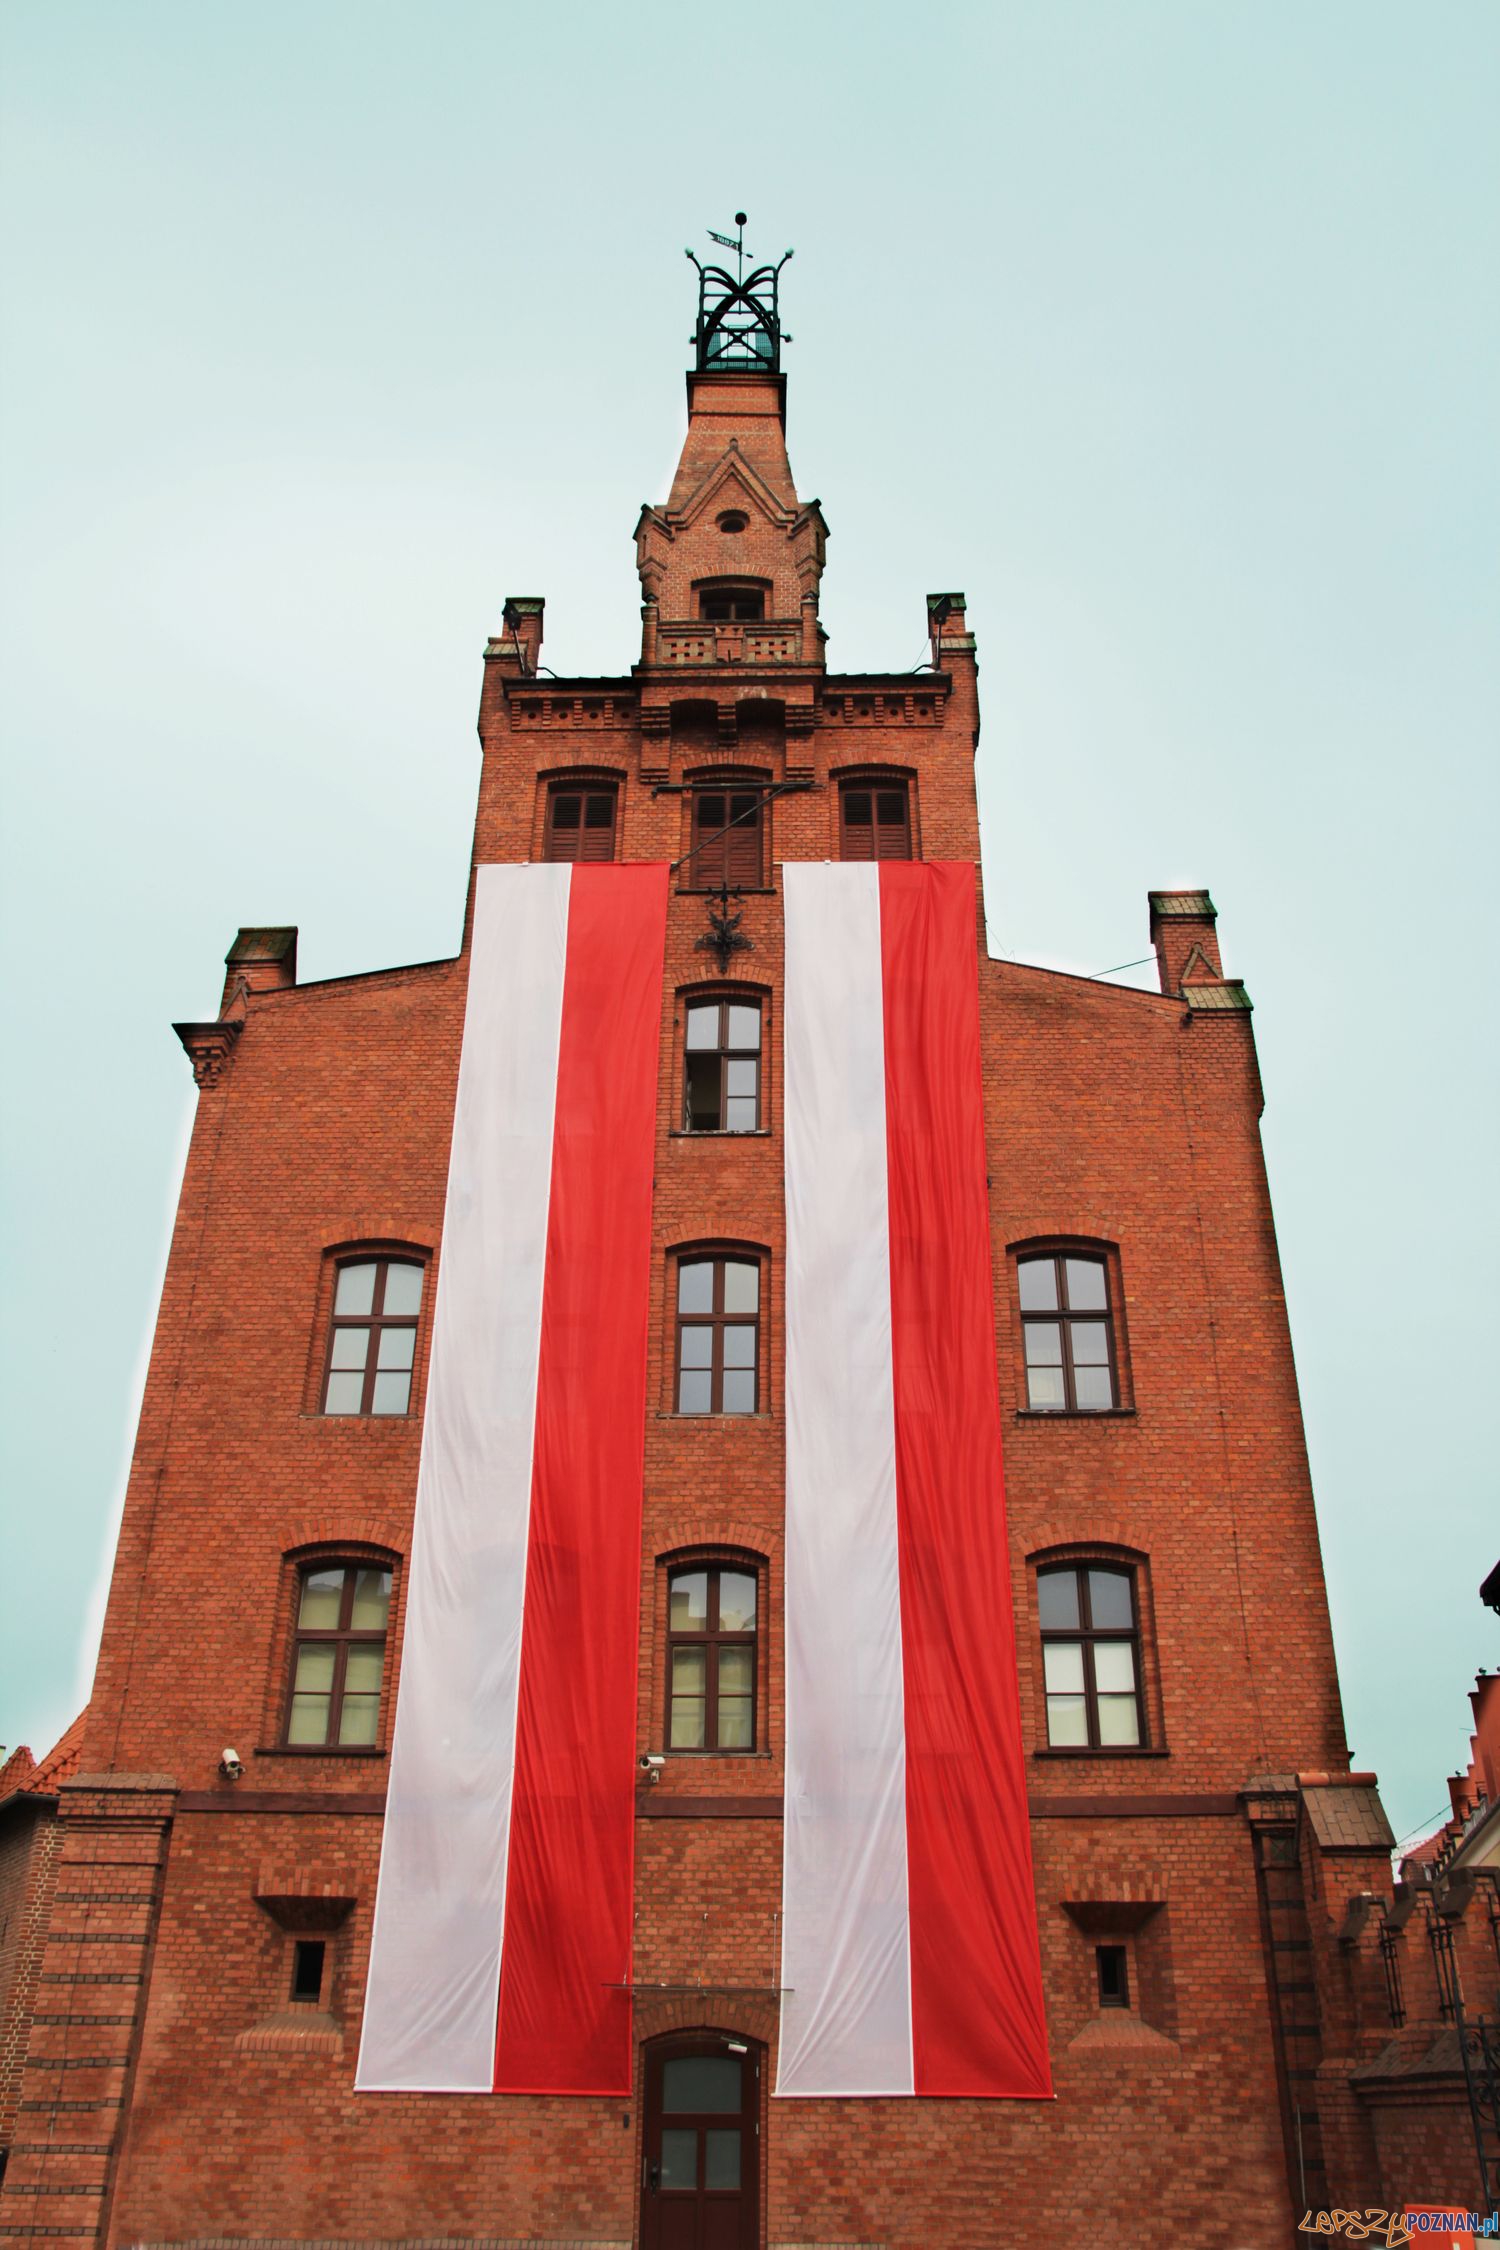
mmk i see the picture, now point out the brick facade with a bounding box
[2,339,1479,2247]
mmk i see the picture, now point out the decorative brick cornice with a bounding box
[172,1018,241,1088]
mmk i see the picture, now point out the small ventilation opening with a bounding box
[1096,1944,1129,2009]
[291,1939,326,2005]
[717,510,749,534]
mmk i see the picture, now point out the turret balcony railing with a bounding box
[656,618,804,666]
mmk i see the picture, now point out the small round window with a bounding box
[717,510,749,534]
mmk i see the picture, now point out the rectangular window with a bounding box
[1096,1944,1129,2008]
[1018,1251,1117,1412]
[684,999,762,1132]
[323,1257,424,1417]
[690,785,763,888]
[544,782,618,863]
[1038,1563,1143,1750]
[676,1256,760,1415]
[290,1939,326,2004]
[699,589,764,621]
[667,1565,758,1752]
[839,779,911,861]
[284,1562,392,1748]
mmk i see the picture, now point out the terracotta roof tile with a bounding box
[0,1711,87,1805]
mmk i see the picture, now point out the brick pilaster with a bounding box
[0,1777,173,2248]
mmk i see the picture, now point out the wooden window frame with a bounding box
[682,993,763,1133]
[674,1250,763,1416]
[696,582,767,622]
[665,1562,759,1755]
[1017,1248,1120,1414]
[322,1254,425,1418]
[1037,1561,1146,1752]
[280,1560,393,1751]
[543,777,619,863]
[837,774,913,862]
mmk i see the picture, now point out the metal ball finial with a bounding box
[734,210,747,227]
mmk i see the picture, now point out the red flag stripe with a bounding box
[493,863,668,2093]
[879,860,1052,2098]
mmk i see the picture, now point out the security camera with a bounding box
[219,1748,244,1781]
[638,1753,665,1782]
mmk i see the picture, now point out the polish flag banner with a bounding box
[778,860,1051,2099]
[356,861,667,2097]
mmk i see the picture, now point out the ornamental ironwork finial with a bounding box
[685,213,793,375]
[695,884,754,975]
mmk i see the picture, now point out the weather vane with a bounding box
[685,213,794,374]
[706,212,751,282]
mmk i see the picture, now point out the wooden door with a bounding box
[640,2035,759,2250]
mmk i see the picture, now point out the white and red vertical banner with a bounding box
[778,860,1051,2100]
[356,860,667,2097]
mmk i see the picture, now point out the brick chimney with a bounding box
[488,597,546,676]
[1149,891,1223,997]
[220,927,298,1012]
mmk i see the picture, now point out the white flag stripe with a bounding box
[356,863,570,2092]
[778,863,914,2098]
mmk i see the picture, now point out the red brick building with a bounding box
[2,252,1487,2248]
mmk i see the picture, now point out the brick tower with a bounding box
[4,234,1471,2250]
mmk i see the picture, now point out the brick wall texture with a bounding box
[1,365,1490,2248]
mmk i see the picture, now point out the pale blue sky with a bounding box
[1,1,1495,1844]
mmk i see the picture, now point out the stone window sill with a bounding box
[1014,1408,1138,1422]
[253,1744,388,1760]
[1032,1745,1170,1760]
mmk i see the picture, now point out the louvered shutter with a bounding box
[694,788,762,888]
[840,783,910,862]
[545,787,617,864]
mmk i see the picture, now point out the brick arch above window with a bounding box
[631,1996,779,2049]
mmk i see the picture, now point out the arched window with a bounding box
[543,777,618,862]
[674,1250,762,1415]
[282,1560,393,1748]
[323,1254,425,1416]
[1017,1248,1118,1412]
[838,775,912,861]
[666,1561,759,1752]
[683,993,762,1132]
[1037,1561,1144,1749]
